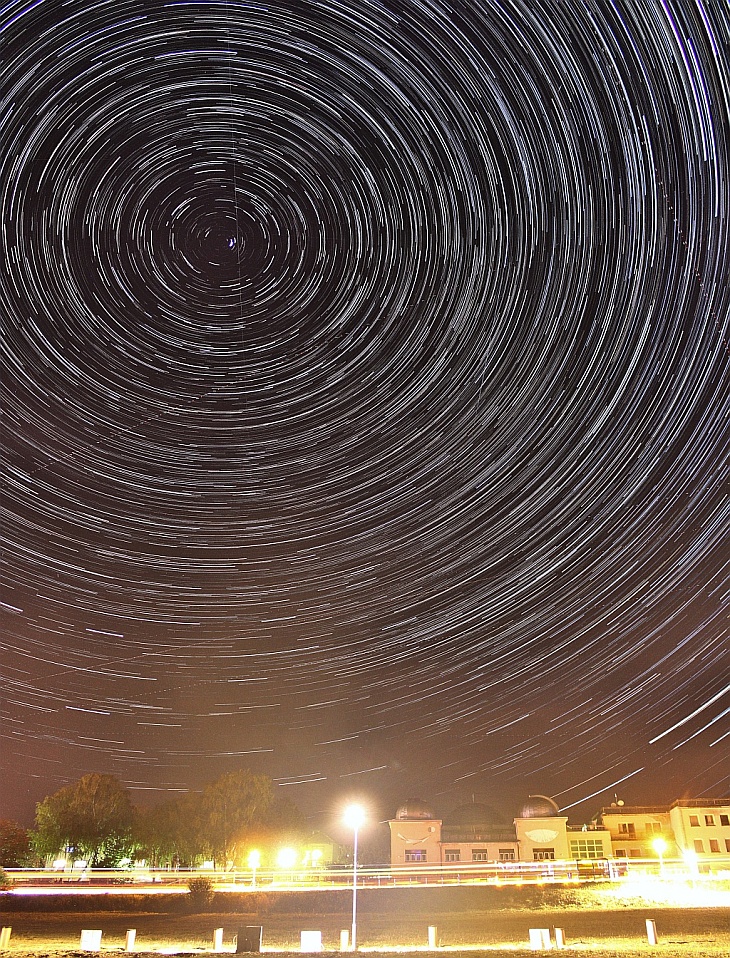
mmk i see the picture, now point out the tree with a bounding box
[135,795,201,868]
[32,773,136,865]
[199,770,275,867]
[0,820,31,867]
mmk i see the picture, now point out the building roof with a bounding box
[394,798,437,821]
[519,795,561,819]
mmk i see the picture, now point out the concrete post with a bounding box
[529,928,551,950]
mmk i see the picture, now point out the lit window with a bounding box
[499,849,515,861]
[705,815,715,826]
[709,840,720,853]
[629,849,642,858]
[570,839,604,859]
[645,822,662,834]
[472,850,489,862]
[694,840,704,853]
[725,840,730,853]
[533,848,555,861]
[689,815,700,827]
[405,849,426,862]
[444,850,460,862]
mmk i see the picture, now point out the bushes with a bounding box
[186,876,215,912]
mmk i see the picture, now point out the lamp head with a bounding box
[344,803,366,830]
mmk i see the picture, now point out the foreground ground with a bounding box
[2,883,729,956]
[1,906,729,956]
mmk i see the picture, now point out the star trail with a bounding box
[1,0,728,827]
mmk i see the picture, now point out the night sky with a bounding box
[1,0,728,832]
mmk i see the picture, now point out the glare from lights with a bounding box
[277,847,297,869]
[343,803,366,830]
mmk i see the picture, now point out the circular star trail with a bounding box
[1,0,728,823]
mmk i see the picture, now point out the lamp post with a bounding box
[344,804,366,950]
[652,836,668,878]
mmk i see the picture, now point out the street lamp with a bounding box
[652,836,668,877]
[344,804,366,950]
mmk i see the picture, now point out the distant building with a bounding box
[594,798,730,861]
[389,794,730,866]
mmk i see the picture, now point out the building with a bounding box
[595,799,730,861]
[389,794,730,867]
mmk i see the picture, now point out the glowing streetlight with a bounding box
[247,850,261,888]
[652,836,668,877]
[344,804,366,950]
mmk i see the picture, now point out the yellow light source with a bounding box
[652,836,668,855]
[247,850,261,870]
[277,847,297,869]
[311,849,322,864]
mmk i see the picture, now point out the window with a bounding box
[705,815,715,826]
[533,848,555,861]
[709,840,720,853]
[725,840,730,853]
[444,849,460,862]
[619,823,636,837]
[405,849,426,862]
[499,849,515,861]
[720,815,729,827]
[693,840,704,853]
[570,838,605,859]
[615,848,626,857]
[689,815,700,827]
[472,850,489,862]
[645,822,662,835]
[629,849,642,858]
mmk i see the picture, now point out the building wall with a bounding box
[390,818,442,866]
[669,803,730,858]
[598,807,674,859]
[514,816,570,861]
[440,842,519,863]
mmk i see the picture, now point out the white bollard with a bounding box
[529,928,551,951]
[0,928,11,949]
[300,931,322,952]
[339,930,349,951]
[554,928,566,949]
[125,929,137,952]
[80,930,102,952]
[213,928,224,952]
[646,919,658,945]
[428,926,438,948]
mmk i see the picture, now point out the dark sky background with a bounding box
[1,0,728,834]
